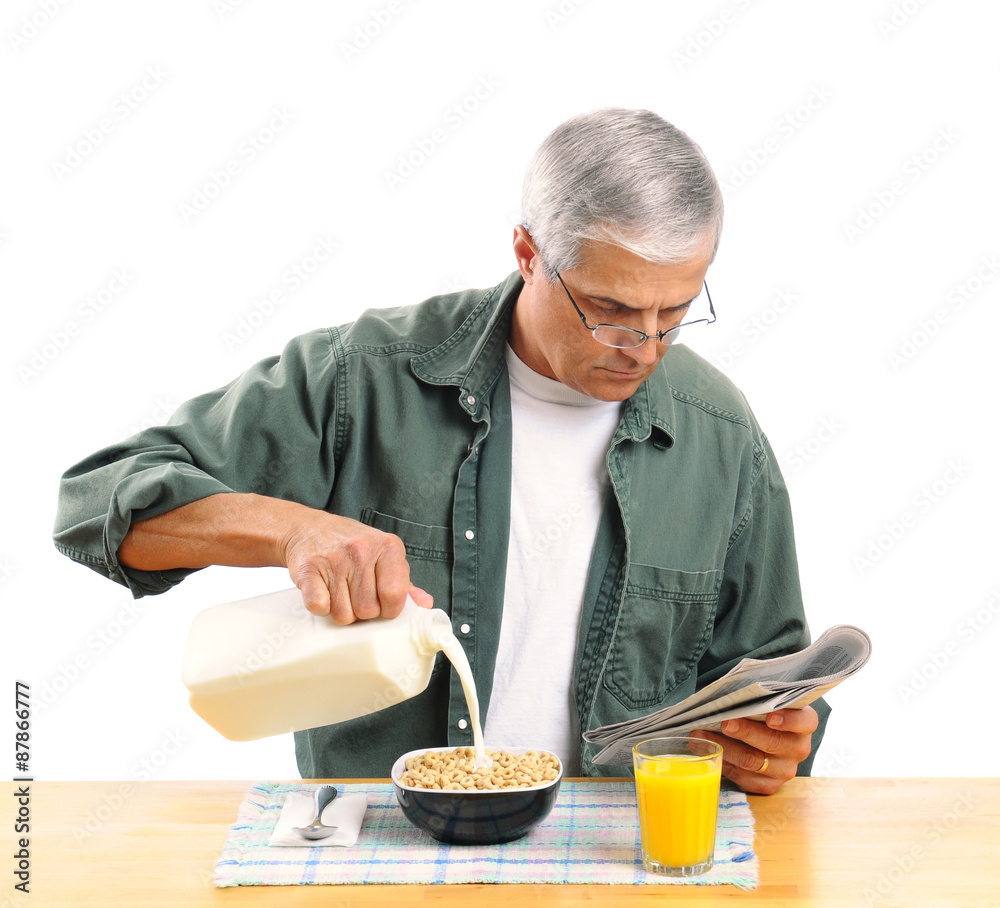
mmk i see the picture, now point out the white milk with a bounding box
[437,632,491,769]
[182,587,488,763]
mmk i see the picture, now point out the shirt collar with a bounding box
[620,375,676,449]
[412,270,678,445]
[410,272,522,419]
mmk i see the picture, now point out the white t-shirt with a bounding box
[483,345,622,773]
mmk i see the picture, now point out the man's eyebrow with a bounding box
[589,291,696,312]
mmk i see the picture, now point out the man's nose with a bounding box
[626,337,663,367]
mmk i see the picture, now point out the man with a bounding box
[54,108,827,792]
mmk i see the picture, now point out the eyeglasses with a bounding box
[555,271,716,349]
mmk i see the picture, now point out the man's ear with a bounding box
[512,225,542,283]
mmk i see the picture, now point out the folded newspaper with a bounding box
[583,624,871,765]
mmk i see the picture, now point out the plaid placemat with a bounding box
[214,780,758,888]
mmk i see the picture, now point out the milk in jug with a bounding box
[181,588,454,741]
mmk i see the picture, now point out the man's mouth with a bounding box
[602,365,646,379]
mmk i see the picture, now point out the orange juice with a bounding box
[634,747,722,874]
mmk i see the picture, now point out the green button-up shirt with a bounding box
[54,272,829,777]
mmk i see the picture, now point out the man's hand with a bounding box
[280,511,431,624]
[282,511,434,624]
[119,492,433,625]
[690,705,818,795]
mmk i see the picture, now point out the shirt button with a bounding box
[466,395,476,405]
[457,718,468,730]
[460,623,471,634]
[465,529,475,541]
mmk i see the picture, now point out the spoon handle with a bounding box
[315,784,338,819]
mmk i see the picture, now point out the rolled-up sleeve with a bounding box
[53,328,341,597]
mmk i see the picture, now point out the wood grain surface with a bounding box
[11,777,999,906]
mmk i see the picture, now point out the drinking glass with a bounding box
[632,736,723,876]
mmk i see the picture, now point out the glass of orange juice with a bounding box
[632,736,723,876]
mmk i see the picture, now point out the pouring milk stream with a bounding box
[182,588,492,769]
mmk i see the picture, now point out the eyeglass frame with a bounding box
[554,270,716,349]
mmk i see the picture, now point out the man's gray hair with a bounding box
[521,107,723,279]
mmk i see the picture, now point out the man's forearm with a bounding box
[117,492,305,571]
[118,492,419,623]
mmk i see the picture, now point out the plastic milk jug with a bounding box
[181,587,454,741]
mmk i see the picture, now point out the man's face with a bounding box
[509,228,713,402]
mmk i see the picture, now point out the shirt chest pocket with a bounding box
[359,508,454,618]
[604,564,723,711]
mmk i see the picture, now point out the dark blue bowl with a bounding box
[390,746,563,845]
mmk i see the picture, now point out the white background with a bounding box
[3,0,998,784]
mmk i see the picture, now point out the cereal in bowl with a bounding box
[398,747,560,790]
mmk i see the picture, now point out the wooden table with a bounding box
[12,777,999,905]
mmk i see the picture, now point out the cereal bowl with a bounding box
[390,746,563,845]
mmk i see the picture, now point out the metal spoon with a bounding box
[293,785,339,840]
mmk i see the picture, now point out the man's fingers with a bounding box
[296,569,332,617]
[691,728,788,795]
[408,584,434,609]
[333,531,385,621]
[691,728,769,771]
[371,534,411,619]
[328,579,359,625]
[691,709,819,796]
[765,705,819,735]
[720,714,814,764]
[720,760,784,796]
[290,563,358,624]
[281,516,414,623]
[344,564,381,622]
[720,718,787,756]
